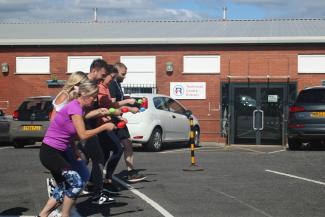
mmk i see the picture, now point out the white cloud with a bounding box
[0,0,324,22]
[0,0,202,22]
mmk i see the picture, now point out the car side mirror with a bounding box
[0,109,4,116]
[184,110,192,118]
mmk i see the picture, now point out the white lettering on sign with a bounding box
[170,82,206,99]
[268,95,278,103]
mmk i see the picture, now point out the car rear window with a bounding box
[19,99,52,111]
[296,89,325,104]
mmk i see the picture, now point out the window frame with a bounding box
[119,56,156,86]
[298,55,325,74]
[15,56,50,74]
[183,55,220,74]
[164,97,186,115]
[67,56,102,73]
[153,97,169,111]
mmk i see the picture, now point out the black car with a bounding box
[288,86,325,150]
[10,96,53,148]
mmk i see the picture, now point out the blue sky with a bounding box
[0,0,324,22]
[156,0,265,20]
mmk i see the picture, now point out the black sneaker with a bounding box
[103,183,120,194]
[91,192,115,205]
[127,170,147,183]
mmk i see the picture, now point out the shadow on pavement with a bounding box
[287,144,325,151]
[0,207,29,215]
[76,199,128,217]
[109,207,144,216]
[133,142,193,152]
[114,169,157,181]
[114,169,148,179]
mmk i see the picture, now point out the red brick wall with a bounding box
[1,44,325,142]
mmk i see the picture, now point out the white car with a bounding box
[123,94,200,151]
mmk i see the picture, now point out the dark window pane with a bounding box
[166,98,186,114]
[153,97,168,111]
[122,84,157,94]
[296,89,325,104]
[19,100,52,111]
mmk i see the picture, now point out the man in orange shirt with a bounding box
[97,64,138,192]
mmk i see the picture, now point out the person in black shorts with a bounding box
[38,81,116,216]
[109,62,146,182]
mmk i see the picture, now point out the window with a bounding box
[16,57,50,74]
[298,55,325,73]
[296,89,325,104]
[183,55,220,74]
[165,98,186,114]
[67,56,102,73]
[153,97,168,111]
[120,56,156,94]
[123,84,157,95]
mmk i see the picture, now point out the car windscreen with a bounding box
[18,99,52,112]
[296,89,325,104]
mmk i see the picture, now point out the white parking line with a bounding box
[160,148,190,154]
[267,150,286,154]
[217,191,273,217]
[0,216,35,217]
[24,144,41,148]
[0,146,12,150]
[112,175,174,217]
[0,144,41,150]
[0,206,81,217]
[160,146,223,154]
[265,169,325,186]
[232,146,266,154]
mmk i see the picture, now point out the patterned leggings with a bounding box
[52,170,83,202]
[40,143,84,202]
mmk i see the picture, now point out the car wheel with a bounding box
[13,141,25,149]
[145,127,163,152]
[288,138,301,150]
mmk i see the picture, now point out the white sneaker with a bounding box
[80,189,91,195]
[48,208,61,217]
[46,178,56,198]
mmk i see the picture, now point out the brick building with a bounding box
[1,19,325,144]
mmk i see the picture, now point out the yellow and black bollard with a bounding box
[183,116,204,172]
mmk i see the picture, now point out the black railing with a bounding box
[122,84,157,94]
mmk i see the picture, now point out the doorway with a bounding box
[223,82,296,145]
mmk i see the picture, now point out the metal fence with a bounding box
[122,84,157,94]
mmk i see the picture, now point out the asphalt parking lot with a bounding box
[0,142,324,217]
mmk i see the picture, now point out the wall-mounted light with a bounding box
[166,61,173,72]
[1,63,8,73]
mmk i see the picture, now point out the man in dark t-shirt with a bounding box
[82,58,115,204]
[109,62,146,182]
